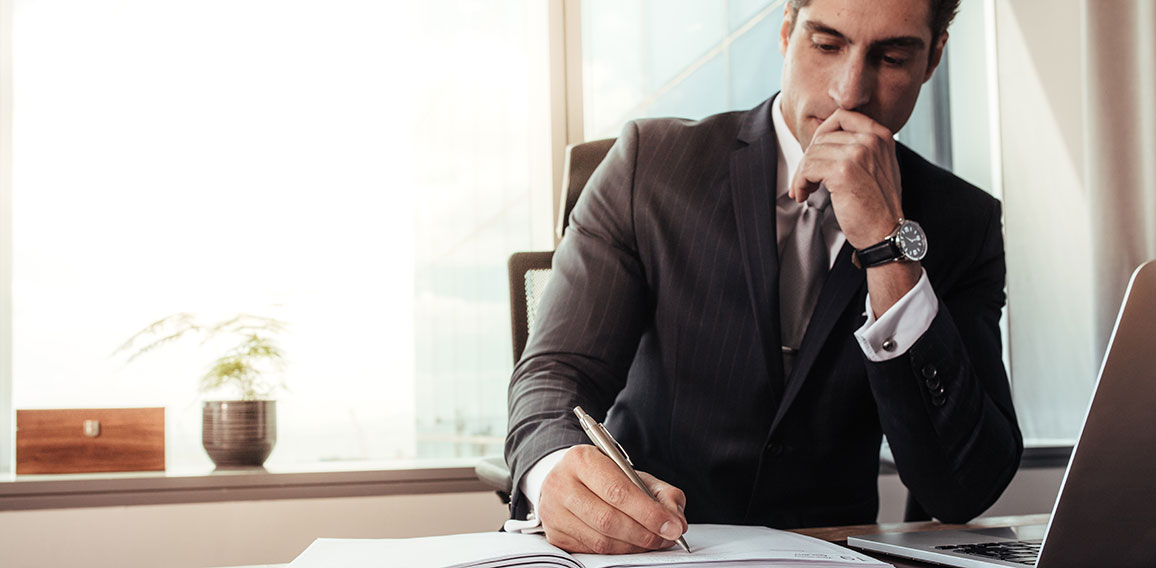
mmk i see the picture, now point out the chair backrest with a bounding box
[556,138,616,240]
[508,251,554,364]
[508,138,617,364]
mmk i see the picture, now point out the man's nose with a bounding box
[828,59,873,111]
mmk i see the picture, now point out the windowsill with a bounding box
[1017,439,1075,468]
[0,457,493,512]
[878,440,1071,475]
[2,440,1074,513]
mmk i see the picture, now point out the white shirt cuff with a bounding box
[854,267,938,362]
[502,447,573,534]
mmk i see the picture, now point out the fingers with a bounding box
[809,130,892,164]
[790,108,906,248]
[791,119,901,207]
[570,471,675,548]
[578,449,687,541]
[537,445,687,554]
[812,129,896,176]
[790,154,865,204]
[793,150,896,213]
[543,487,672,554]
[788,159,828,203]
[545,523,639,555]
[812,108,893,142]
[639,470,687,516]
[791,120,889,203]
[798,140,882,186]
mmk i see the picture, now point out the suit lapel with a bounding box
[728,96,868,422]
[769,242,866,434]
[729,100,785,401]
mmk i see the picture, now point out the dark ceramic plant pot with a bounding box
[202,400,276,468]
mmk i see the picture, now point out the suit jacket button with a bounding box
[925,376,941,390]
[766,443,783,456]
[882,339,897,352]
[922,364,937,379]
[932,385,945,397]
[931,394,946,407]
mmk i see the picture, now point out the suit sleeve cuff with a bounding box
[854,267,938,362]
[503,447,572,534]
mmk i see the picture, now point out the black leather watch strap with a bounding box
[854,238,900,268]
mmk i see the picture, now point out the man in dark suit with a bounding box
[505,0,1022,554]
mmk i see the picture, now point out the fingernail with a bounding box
[660,521,682,540]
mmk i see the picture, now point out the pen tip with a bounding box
[678,538,691,553]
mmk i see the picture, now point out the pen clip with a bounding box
[598,422,633,467]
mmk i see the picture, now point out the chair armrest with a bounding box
[475,455,513,498]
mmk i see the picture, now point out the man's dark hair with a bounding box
[787,0,960,41]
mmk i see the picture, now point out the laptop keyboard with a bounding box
[934,539,1042,565]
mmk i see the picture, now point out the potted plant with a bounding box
[116,312,288,468]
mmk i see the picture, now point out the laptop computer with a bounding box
[848,260,1156,567]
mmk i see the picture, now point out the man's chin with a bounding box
[800,117,824,148]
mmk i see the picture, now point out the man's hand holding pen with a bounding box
[536,444,688,554]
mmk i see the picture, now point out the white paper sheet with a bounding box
[288,531,580,568]
[574,525,890,568]
[288,524,891,568]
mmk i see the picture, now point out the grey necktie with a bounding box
[778,187,831,375]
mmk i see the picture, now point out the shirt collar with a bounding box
[772,94,805,201]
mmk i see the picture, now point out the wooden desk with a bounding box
[794,513,1051,567]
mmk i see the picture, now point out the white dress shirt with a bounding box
[504,95,939,533]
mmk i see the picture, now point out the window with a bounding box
[582,0,786,140]
[0,0,1085,480]
[3,0,553,472]
[580,0,948,167]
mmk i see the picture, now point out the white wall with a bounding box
[0,491,510,568]
[997,0,1097,442]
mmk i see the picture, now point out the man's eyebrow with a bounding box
[804,21,847,41]
[874,36,926,50]
[803,20,926,50]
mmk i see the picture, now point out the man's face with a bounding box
[778,0,946,148]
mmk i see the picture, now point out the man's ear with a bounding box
[923,31,948,82]
[779,4,793,56]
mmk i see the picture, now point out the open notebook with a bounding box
[288,524,891,568]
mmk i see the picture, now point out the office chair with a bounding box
[476,138,617,504]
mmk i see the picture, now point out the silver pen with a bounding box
[573,405,691,553]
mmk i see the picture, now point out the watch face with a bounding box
[896,221,928,261]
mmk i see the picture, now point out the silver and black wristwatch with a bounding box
[853,218,928,269]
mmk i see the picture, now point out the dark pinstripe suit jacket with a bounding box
[506,97,1023,528]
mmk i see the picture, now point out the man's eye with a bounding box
[813,42,840,53]
[881,54,909,67]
